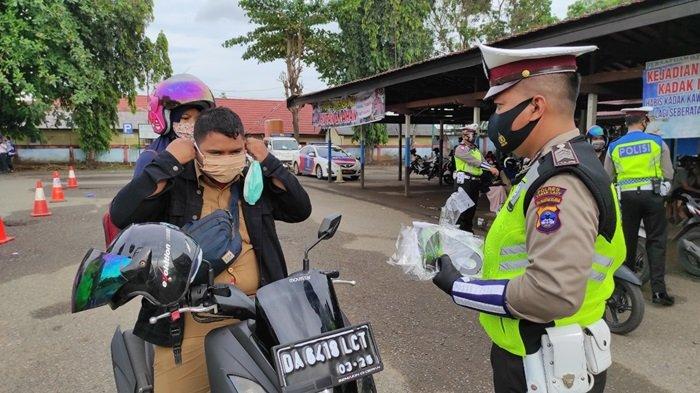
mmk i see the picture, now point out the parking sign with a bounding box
[123,123,133,134]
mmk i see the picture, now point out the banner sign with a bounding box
[643,53,700,139]
[312,88,385,128]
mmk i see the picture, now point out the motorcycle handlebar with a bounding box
[148,304,218,324]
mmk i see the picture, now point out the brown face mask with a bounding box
[194,143,247,184]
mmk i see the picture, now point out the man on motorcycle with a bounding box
[110,107,312,392]
[453,124,499,232]
[433,44,625,392]
[604,106,675,306]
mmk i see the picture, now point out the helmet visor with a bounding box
[155,75,215,110]
[71,249,132,313]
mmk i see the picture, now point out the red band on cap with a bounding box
[489,55,578,85]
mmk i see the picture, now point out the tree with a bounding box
[312,0,434,162]
[427,0,557,50]
[141,31,173,96]
[428,0,490,54]
[224,0,333,140]
[0,0,170,163]
[567,0,632,19]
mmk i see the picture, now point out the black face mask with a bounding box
[487,98,540,154]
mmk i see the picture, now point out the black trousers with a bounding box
[0,153,8,173]
[491,344,607,392]
[620,190,668,293]
[455,179,481,232]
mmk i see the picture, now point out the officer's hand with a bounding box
[432,254,462,295]
[246,137,269,162]
[489,167,499,176]
[166,138,196,164]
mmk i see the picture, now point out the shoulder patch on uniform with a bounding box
[552,142,580,167]
[534,186,566,234]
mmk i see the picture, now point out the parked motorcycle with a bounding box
[74,215,382,393]
[675,193,700,276]
[633,226,651,283]
[604,265,645,335]
[410,148,453,185]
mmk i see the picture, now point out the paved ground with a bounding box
[0,167,698,392]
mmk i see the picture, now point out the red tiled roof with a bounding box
[117,96,318,135]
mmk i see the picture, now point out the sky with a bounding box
[145,0,577,100]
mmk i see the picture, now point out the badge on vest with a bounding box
[552,142,579,167]
[534,186,566,234]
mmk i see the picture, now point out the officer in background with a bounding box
[433,44,625,392]
[604,107,675,306]
[453,124,499,232]
[586,125,607,163]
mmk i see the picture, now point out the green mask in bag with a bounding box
[244,161,264,205]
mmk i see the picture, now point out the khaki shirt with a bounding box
[505,129,600,323]
[183,168,259,338]
[603,130,674,181]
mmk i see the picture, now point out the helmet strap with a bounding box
[168,305,183,364]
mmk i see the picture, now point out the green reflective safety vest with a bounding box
[609,132,664,190]
[479,145,626,357]
[454,146,483,176]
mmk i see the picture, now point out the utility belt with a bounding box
[454,171,480,184]
[616,178,670,197]
[523,319,611,393]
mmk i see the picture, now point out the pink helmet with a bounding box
[148,74,216,135]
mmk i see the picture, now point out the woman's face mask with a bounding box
[194,143,246,184]
[487,98,540,154]
[590,137,606,152]
[172,108,201,141]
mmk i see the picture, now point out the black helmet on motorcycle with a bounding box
[71,223,202,313]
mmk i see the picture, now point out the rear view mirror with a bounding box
[318,213,342,240]
[308,152,316,157]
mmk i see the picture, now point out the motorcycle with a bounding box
[675,193,700,276]
[633,226,651,283]
[410,148,453,185]
[604,265,645,335]
[103,214,382,393]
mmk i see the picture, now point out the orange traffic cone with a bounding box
[67,166,79,188]
[31,180,52,217]
[0,217,15,245]
[50,171,66,202]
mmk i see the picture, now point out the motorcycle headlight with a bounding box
[228,375,267,393]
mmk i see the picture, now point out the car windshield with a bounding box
[317,147,350,159]
[271,140,299,151]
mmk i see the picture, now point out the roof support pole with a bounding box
[327,129,332,184]
[404,115,411,197]
[439,121,444,187]
[473,107,486,154]
[360,125,365,189]
[586,93,598,131]
[398,123,403,181]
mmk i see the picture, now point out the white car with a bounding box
[267,136,300,170]
[294,144,361,180]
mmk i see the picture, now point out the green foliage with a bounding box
[312,0,433,154]
[223,0,333,139]
[428,0,558,51]
[0,0,170,158]
[567,0,631,19]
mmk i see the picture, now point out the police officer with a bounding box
[604,107,675,306]
[433,44,626,392]
[454,124,499,232]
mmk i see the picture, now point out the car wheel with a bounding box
[293,162,300,176]
[315,165,324,180]
[350,175,359,181]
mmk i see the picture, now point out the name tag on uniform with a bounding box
[618,143,651,157]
